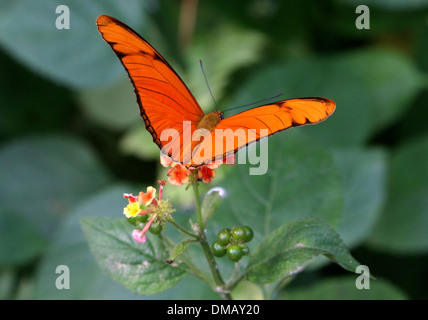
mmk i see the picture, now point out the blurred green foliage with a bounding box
[0,0,427,299]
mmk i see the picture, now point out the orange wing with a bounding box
[96,15,204,162]
[97,15,336,167]
[191,97,335,165]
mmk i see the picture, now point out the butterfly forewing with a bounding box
[97,15,204,160]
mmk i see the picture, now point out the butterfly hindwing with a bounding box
[191,97,335,164]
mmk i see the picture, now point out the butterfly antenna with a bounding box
[200,60,218,110]
[223,93,284,115]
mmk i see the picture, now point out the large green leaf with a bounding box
[0,0,145,88]
[35,184,217,299]
[81,217,187,295]
[333,148,387,247]
[0,271,14,300]
[119,125,161,161]
[284,276,407,300]
[245,218,360,284]
[0,135,111,240]
[368,135,428,253]
[192,132,344,279]
[228,49,423,146]
[78,79,139,130]
[34,185,140,299]
[210,131,343,244]
[0,209,47,266]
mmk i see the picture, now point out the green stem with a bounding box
[193,181,205,231]
[192,182,232,300]
[160,234,213,286]
[226,263,244,291]
[169,220,198,238]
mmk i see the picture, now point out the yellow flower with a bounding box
[123,201,140,218]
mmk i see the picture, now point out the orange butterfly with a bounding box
[97,15,335,167]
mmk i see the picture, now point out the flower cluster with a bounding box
[161,155,235,186]
[123,180,174,243]
[122,155,234,244]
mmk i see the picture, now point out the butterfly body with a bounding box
[197,111,223,131]
[96,15,335,167]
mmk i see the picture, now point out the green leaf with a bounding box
[81,217,187,295]
[0,135,111,239]
[0,0,145,88]
[368,135,428,253]
[284,276,407,300]
[34,184,141,299]
[119,125,161,161]
[77,79,139,130]
[229,49,423,146]
[0,209,47,266]
[202,190,223,223]
[333,148,387,247]
[34,184,216,299]
[211,131,343,243]
[245,218,360,284]
[168,239,193,261]
[0,270,15,300]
